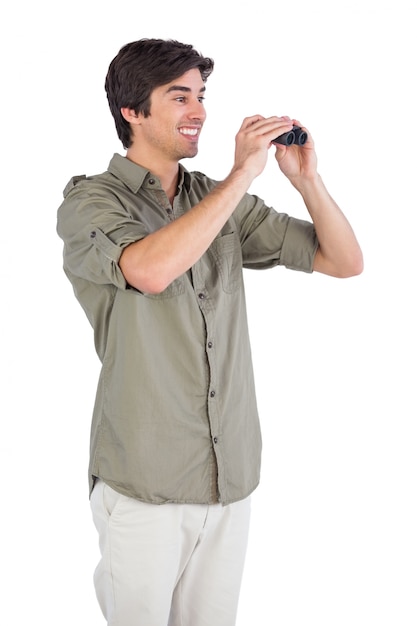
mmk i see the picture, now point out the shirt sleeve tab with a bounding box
[63,175,87,198]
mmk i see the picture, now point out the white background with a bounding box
[1,1,416,624]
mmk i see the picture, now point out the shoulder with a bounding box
[188,170,220,194]
[61,169,118,202]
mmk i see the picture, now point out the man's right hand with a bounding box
[231,115,295,180]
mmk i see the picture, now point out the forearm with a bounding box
[296,174,363,277]
[119,168,253,293]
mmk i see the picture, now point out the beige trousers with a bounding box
[90,479,251,626]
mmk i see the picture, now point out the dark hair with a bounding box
[105,38,214,148]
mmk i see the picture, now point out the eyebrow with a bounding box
[165,84,206,94]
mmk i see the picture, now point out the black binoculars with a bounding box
[273,125,308,146]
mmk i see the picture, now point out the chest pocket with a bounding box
[208,232,243,294]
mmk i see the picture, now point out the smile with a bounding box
[179,127,199,136]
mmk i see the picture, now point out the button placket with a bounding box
[190,264,222,485]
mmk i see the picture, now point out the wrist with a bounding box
[291,172,323,197]
[225,166,254,193]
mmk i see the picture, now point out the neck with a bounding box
[126,145,179,204]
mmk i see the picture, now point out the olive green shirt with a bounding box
[57,154,318,505]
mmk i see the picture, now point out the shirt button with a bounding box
[210,390,216,398]
[213,437,218,444]
[207,341,213,349]
[90,231,96,238]
[166,208,173,214]
[149,178,155,185]
[198,293,205,299]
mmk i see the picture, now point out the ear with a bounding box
[120,107,143,125]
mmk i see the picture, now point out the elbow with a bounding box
[337,251,364,278]
[141,277,172,295]
[119,247,171,294]
[314,246,364,278]
[122,266,172,294]
[345,249,364,277]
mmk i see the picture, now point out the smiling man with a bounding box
[57,38,363,626]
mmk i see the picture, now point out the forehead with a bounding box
[157,68,206,96]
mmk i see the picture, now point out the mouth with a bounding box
[178,126,201,140]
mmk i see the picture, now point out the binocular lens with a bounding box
[294,127,308,145]
[273,125,308,146]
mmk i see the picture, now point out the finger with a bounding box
[252,117,294,138]
[293,120,311,138]
[241,115,291,134]
[272,142,288,157]
[264,118,294,142]
[239,115,266,130]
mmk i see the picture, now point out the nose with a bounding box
[188,98,206,121]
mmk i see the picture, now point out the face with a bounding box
[132,68,207,162]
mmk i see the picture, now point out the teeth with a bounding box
[179,128,198,136]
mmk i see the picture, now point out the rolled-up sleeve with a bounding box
[57,184,148,290]
[279,216,318,272]
[236,193,318,273]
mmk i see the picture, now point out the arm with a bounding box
[274,121,363,278]
[120,116,297,293]
[298,175,363,277]
[120,167,253,294]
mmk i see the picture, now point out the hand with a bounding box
[232,115,295,180]
[273,119,318,185]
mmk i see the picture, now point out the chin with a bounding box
[179,149,198,161]
[188,146,199,158]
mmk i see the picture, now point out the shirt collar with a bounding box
[107,153,191,194]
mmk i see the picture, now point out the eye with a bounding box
[198,97,205,103]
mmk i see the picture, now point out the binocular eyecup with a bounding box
[273,125,308,146]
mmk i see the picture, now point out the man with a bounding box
[57,38,363,626]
